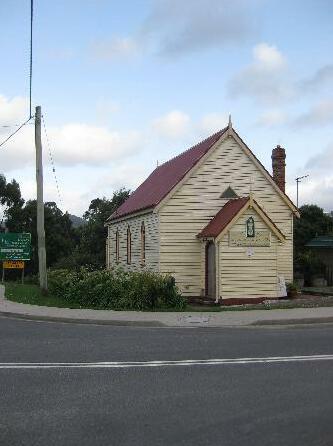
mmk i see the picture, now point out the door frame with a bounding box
[205,241,216,298]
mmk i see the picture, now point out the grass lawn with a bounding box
[303,287,333,296]
[4,282,83,309]
[4,282,333,312]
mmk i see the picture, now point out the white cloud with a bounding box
[95,98,120,124]
[0,95,142,171]
[287,175,333,211]
[91,164,149,195]
[0,95,28,133]
[48,124,141,166]
[0,124,141,171]
[252,43,286,70]
[228,43,293,104]
[305,142,333,171]
[142,0,257,56]
[292,99,333,127]
[89,0,260,62]
[199,113,229,134]
[256,109,288,127]
[0,125,34,170]
[286,141,333,211]
[90,37,139,61]
[152,110,190,138]
[301,64,333,92]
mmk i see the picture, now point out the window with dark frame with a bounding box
[141,222,146,265]
[116,229,120,262]
[127,226,132,264]
[246,217,255,238]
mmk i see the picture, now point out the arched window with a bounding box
[246,217,255,238]
[127,226,132,264]
[141,222,146,265]
[115,229,120,263]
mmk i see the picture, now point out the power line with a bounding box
[29,0,33,118]
[41,114,64,209]
[42,114,73,244]
[0,116,33,150]
[0,0,34,148]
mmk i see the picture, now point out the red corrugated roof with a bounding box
[197,197,249,238]
[108,128,227,220]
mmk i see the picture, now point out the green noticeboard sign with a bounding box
[0,233,31,261]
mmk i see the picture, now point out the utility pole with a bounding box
[35,106,47,292]
[295,174,309,208]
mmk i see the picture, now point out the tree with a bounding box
[294,204,333,284]
[0,174,24,208]
[0,174,25,230]
[75,188,130,268]
[5,200,75,274]
[1,174,130,273]
[294,204,333,254]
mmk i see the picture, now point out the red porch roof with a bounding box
[197,197,250,238]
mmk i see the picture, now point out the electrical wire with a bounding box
[29,0,33,118]
[0,0,34,148]
[0,116,33,150]
[42,114,74,243]
[41,114,63,209]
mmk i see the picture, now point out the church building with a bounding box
[105,120,299,303]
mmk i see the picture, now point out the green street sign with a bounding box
[0,233,31,261]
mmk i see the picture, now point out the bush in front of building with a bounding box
[48,268,186,311]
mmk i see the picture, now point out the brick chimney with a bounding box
[271,145,286,192]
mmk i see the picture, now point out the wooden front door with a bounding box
[205,241,216,298]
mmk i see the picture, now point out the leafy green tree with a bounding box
[294,204,333,254]
[77,188,130,267]
[0,174,25,231]
[1,174,130,272]
[294,204,333,283]
[5,200,75,274]
[0,174,24,208]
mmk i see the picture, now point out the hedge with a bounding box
[48,268,186,311]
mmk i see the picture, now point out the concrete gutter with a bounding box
[1,295,333,328]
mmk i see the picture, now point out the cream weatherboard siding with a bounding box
[107,212,159,272]
[159,134,293,297]
[218,208,278,298]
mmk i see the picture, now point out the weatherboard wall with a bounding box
[219,208,278,298]
[107,212,159,272]
[158,134,293,297]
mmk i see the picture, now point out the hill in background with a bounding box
[68,214,86,228]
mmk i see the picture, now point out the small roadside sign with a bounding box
[0,233,31,261]
[3,260,25,269]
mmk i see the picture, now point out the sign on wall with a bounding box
[0,233,31,260]
[229,231,270,247]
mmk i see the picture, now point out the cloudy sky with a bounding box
[0,0,332,216]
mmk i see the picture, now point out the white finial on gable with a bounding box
[227,114,233,136]
[228,114,232,129]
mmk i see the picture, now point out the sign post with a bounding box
[0,233,31,283]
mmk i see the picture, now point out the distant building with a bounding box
[105,121,299,303]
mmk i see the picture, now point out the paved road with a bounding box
[0,316,333,445]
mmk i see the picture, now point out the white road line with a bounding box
[0,355,333,369]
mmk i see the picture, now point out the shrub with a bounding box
[295,251,326,286]
[48,268,186,311]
